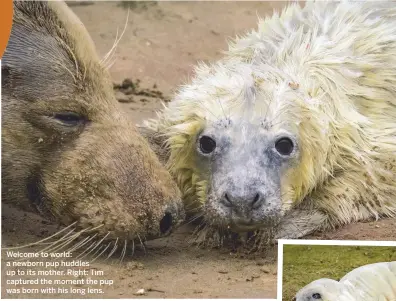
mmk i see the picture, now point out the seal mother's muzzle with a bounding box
[160,201,185,235]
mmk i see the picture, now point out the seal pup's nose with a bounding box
[221,192,264,210]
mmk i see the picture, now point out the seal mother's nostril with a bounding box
[159,212,173,234]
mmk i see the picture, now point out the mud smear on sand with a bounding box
[114,78,170,104]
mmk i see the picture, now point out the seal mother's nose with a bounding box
[159,202,185,235]
[221,191,264,210]
[160,211,173,234]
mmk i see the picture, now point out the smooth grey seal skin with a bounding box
[1,1,184,251]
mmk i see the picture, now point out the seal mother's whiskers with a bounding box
[100,8,130,70]
[2,221,145,263]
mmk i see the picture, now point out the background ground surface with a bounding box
[282,245,396,301]
[2,1,396,299]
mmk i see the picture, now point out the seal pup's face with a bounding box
[197,117,299,231]
[147,59,336,233]
[157,73,330,232]
[294,279,353,301]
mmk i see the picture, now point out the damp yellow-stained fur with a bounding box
[142,0,396,241]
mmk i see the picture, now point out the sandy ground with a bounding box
[2,1,396,299]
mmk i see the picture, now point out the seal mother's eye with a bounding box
[199,135,216,154]
[312,293,321,300]
[53,112,84,126]
[275,137,294,156]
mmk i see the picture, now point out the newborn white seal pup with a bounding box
[141,0,396,244]
[294,261,396,301]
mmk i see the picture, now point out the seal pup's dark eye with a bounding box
[199,135,216,154]
[312,293,321,299]
[275,137,294,156]
[53,112,84,126]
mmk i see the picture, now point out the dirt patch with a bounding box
[307,218,396,241]
[2,1,396,299]
[113,78,170,104]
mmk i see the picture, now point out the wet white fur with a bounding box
[143,0,396,236]
[295,261,396,301]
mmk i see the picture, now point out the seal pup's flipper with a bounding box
[274,209,327,239]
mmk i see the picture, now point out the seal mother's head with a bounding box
[2,1,184,251]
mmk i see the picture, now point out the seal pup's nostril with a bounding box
[222,193,233,207]
[250,193,263,209]
[221,192,264,209]
[159,212,173,234]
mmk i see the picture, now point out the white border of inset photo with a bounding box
[277,239,396,301]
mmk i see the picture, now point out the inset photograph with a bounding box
[281,241,396,301]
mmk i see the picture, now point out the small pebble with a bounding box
[134,288,145,296]
[260,267,270,273]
